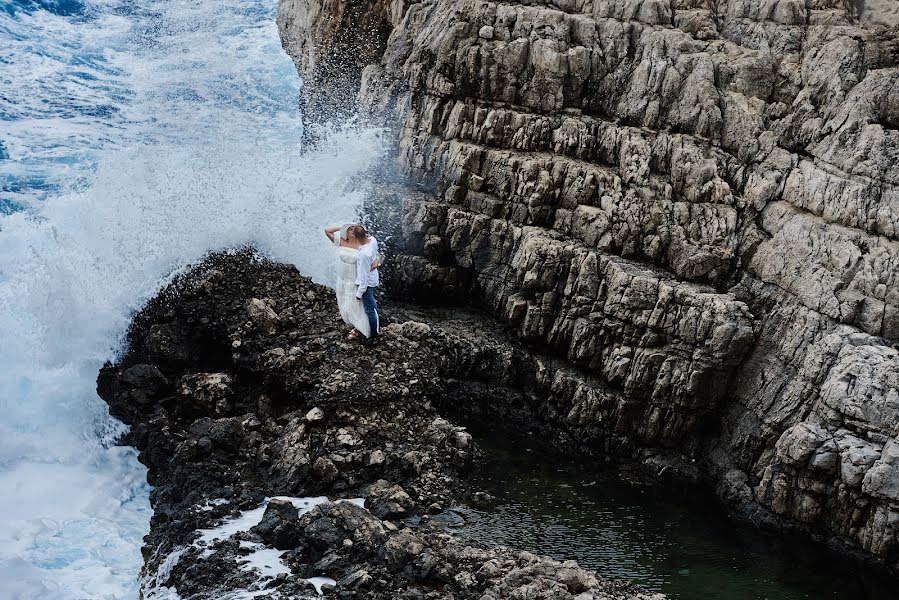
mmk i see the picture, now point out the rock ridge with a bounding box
[99,251,662,599]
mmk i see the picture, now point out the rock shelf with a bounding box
[99,251,662,599]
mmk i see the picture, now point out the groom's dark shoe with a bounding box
[362,335,379,348]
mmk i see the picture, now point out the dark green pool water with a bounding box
[455,429,896,600]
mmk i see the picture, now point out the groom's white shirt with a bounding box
[355,236,380,299]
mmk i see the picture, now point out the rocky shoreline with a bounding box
[99,250,663,599]
[99,2,899,589]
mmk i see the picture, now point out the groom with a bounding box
[352,225,380,346]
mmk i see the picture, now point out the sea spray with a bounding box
[0,0,383,596]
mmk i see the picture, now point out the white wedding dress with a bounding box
[332,232,371,338]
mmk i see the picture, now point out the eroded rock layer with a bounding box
[278,0,899,568]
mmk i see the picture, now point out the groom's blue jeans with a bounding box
[361,287,379,337]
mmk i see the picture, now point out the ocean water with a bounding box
[0,1,383,597]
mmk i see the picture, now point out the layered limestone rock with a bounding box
[278,0,899,569]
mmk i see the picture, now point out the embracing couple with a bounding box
[325,223,382,347]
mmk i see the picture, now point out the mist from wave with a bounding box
[0,1,384,597]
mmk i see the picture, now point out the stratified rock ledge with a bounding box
[277,0,899,571]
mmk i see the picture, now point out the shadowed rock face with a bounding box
[278,0,899,568]
[277,0,397,123]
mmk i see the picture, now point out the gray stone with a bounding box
[863,440,899,501]
[247,298,279,334]
[837,433,882,488]
[179,373,234,417]
[251,499,301,550]
[365,480,415,519]
[368,449,386,466]
[312,456,338,482]
[120,364,170,404]
[774,423,828,467]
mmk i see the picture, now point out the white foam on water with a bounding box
[238,546,291,580]
[197,498,230,512]
[307,576,338,594]
[0,1,384,598]
[141,547,186,600]
[150,497,359,598]
[196,496,331,550]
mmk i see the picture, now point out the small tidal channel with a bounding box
[455,429,895,600]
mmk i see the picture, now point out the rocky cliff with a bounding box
[278,0,899,570]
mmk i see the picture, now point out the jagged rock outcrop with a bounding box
[290,500,663,600]
[101,251,660,599]
[278,0,899,570]
[277,0,397,123]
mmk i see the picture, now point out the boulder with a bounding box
[247,298,279,334]
[863,440,899,502]
[836,432,882,488]
[365,480,415,519]
[774,423,829,467]
[179,373,234,417]
[297,501,388,557]
[305,406,324,423]
[251,499,301,550]
[120,364,170,404]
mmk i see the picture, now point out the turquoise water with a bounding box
[458,429,896,600]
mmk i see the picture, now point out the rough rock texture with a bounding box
[277,0,397,123]
[278,0,899,569]
[288,500,663,600]
[100,251,659,599]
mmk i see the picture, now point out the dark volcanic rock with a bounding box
[364,479,415,519]
[252,499,301,550]
[100,250,657,599]
[292,500,664,600]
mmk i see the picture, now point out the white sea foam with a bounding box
[144,497,355,598]
[238,546,292,580]
[197,496,329,551]
[0,0,383,598]
[141,547,186,600]
[307,577,338,594]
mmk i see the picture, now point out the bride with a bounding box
[324,223,375,340]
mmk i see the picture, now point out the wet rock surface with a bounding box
[99,251,659,599]
[290,500,664,600]
[278,0,899,571]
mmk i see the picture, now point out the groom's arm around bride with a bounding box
[352,226,380,344]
